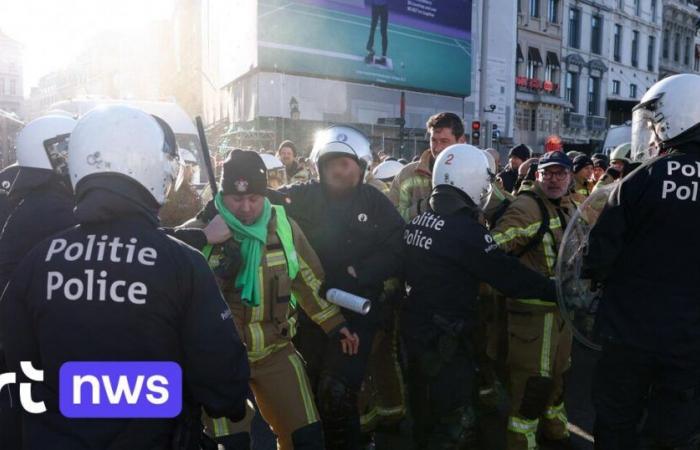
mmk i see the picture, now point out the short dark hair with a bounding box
[426,112,464,139]
[277,140,297,156]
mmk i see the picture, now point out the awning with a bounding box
[546,52,560,68]
[528,47,543,66]
[517,44,524,63]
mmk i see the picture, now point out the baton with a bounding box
[195,116,218,195]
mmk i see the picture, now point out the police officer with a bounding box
[584,74,700,449]
[0,115,77,450]
[402,144,556,448]
[0,114,78,290]
[0,164,19,228]
[0,105,250,450]
[278,126,405,449]
[194,149,358,450]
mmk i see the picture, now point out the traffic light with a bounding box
[471,121,481,145]
[491,123,500,141]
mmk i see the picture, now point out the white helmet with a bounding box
[259,153,284,170]
[178,148,198,165]
[372,160,404,181]
[432,144,493,209]
[16,115,77,171]
[482,150,497,174]
[68,105,179,205]
[310,125,373,175]
[632,74,700,161]
[610,142,632,163]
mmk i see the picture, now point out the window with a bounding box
[588,76,600,116]
[663,29,670,59]
[696,48,700,72]
[612,80,621,96]
[674,32,681,62]
[685,37,691,66]
[569,8,580,48]
[547,0,558,22]
[634,0,640,15]
[651,0,657,22]
[531,109,537,132]
[630,83,638,98]
[614,25,622,62]
[530,0,539,17]
[9,79,15,96]
[565,71,579,112]
[647,36,655,71]
[632,31,639,67]
[618,0,624,9]
[591,15,602,54]
[544,52,559,85]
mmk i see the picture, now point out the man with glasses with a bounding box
[491,151,577,450]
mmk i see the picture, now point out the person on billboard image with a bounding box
[364,0,389,65]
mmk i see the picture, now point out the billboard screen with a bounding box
[258,0,472,97]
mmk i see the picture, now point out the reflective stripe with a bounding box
[377,405,406,417]
[248,342,287,363]
[211,416,230,437]
[542,233,557,275]
[360,407,378,426]
[265,250,287,267]
[507,416,538,449]
[516,298,557,307]
[493,221,542,246]
[540,312,554,377]
[311,304,341,325]
[288,352,319,424]
[544,402,568,424]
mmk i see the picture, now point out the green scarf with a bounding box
[214,192,272,307]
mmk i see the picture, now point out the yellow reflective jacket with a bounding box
[195,210,346,362]
[491,184,575,310]
[388,149,433,222]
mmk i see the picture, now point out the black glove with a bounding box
[525,162,539,181]
[213,242,242,280]
[623,162,642,177]
[604,167,621,180]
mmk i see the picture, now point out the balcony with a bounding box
[586,116,607,131]
[563,112,585,129]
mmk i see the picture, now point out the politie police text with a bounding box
[404,213,445,250]
[44,235,156,304]
[662,160,700,201]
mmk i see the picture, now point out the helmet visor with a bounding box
[43,133,71,177]
[631,95,663,162]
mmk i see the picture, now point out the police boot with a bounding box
[317,374,360,450]
[291,422,325,450]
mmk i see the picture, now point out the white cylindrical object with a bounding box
[326,288,371,315]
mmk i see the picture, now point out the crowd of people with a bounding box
[0,73,699,450]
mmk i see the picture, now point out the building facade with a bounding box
[0,30,24,118]
[606,0,662,126]
[660,0,700,78]
[515,0,569,153]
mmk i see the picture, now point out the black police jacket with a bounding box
[274,181,405,326]
[585,149,700,362]
[0,185,249,450]
[0,168,77,291]
[402,186,556,342]
[0,164,19,230]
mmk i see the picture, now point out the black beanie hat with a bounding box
[221,149,267,195]
[573,154,594,173]
[508,144,531,162]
